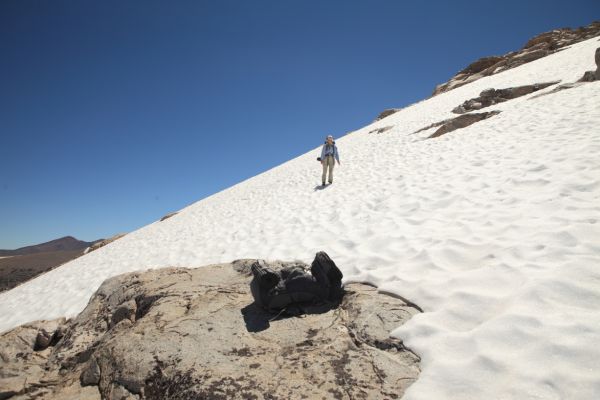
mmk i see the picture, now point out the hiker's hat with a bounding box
[327,135,334,139]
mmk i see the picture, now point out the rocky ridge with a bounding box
[432,21,600,96]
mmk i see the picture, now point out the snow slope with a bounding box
[2,37,600,399]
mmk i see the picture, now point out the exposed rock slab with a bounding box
[413,111,501,139]
[0,260,420,399]
[432,21,600,96]
[452,82,559,114]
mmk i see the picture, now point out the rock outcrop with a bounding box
[413,111,501,139]
[452,81,559,114]
[373,108,401,122]
[0,319,68,400]
[578,47,600,82]
[159,212,178,222]
[84,234,126,254]
[0,260,421,399]
[432,21,600,96]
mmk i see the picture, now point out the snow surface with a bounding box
[2,37,600,399]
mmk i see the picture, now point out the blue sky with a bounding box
[1,1,598,249]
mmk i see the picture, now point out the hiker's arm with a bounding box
[320,145,326,163]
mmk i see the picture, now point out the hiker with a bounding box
[320,135,340,186]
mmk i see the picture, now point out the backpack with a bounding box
[250,252,343,315]
[323,141,336,157]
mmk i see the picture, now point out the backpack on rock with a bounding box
[250,251,344,316]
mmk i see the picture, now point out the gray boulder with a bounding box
[0,259,421,399]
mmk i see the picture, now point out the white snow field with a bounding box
[2,37,600,399]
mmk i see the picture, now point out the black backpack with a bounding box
[250,252,343,315]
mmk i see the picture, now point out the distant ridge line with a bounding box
[0,236,102,257]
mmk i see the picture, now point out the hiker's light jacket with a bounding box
[321,142,340,162]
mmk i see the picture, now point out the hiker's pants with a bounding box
[322,155,335,183]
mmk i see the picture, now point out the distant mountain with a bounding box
[0,236,100,257]
[0,236,104,293]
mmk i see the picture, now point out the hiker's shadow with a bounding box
[241,297,344,333]
[313,185,329,191]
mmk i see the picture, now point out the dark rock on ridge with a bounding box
[374,108,401,121]
[413,111,501,139]
[452,82,559,114]
[432,21,600,96]
[428,112,501,138]
[0,260,421,399]
[159,212,178,222]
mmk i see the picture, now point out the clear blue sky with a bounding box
[1,1,598,249]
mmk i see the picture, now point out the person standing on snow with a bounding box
[320,135,340,186]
